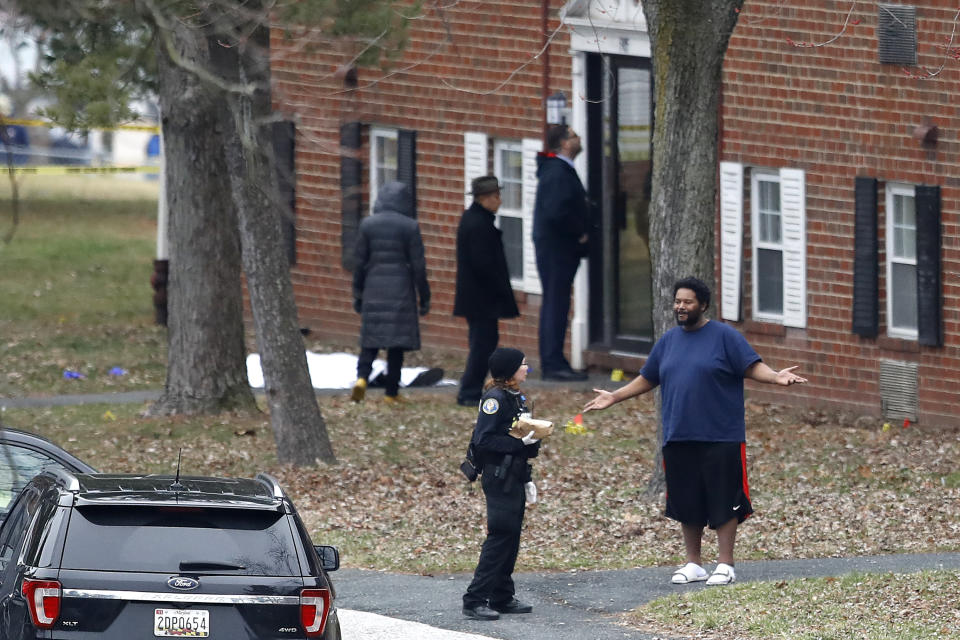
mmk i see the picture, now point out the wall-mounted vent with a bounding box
[879,359,918,421]
[878,5,917,65]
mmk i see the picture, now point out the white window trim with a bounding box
[719,161,744,321]
[494,140,525,289]
[464,131,489,208]
[885,183,918,340]
[749,167,806,328]
[779,168,806,328]
[369,127,398,212]
[750,170,784,324]
[520,138,542,295]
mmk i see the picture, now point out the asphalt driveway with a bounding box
[335,552,960,640]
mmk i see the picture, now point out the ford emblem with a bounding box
[167,577,200,591]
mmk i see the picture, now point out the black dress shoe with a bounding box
[542,369,588,381]
[490,598,533,614]
[456,397,480,407]
[462,604,500,620]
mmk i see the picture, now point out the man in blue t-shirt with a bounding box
[584,277,807,586]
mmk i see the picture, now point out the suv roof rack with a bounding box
[255,472,285,499]
[40,467,81,492]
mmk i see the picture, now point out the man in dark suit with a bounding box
[453,176,520,406]
[533,125,590,381]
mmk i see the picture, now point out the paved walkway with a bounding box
[336,552,960,640]
[0,374,608,410]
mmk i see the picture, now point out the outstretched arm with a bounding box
[745,362,807,386]
[583,375,655,413]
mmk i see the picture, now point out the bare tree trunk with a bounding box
[147,24,256,416]
[642,0,743,495]
[216,15,337,465]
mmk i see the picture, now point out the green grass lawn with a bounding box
[0,175,167,396]
[634,571,960,639]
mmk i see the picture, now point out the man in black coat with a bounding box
[533,125,590,381]
[453,176,520,406]
[351,181,431,403]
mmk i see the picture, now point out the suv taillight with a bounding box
[22,578,61,629]
[300,588,331,637]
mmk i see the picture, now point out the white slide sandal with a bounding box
[671,562,708,584]
[706,562,737,586]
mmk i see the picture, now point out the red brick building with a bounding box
[272,1,960,425]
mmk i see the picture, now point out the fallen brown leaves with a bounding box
[268,390,960,573]
[11,390,960,575]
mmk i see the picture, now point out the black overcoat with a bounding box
[453,202,519,320]
[532,153,590,257]
[352,182,431,350]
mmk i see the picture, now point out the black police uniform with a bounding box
[463,385,540,611]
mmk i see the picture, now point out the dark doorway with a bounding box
[586,54,654,354]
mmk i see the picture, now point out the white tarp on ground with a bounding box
[338,610,495,640]
[246,351,456,390]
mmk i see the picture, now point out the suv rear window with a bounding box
[61,506,301,576]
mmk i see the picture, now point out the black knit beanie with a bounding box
[488,347,525,381]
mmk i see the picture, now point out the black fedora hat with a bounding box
[468,175,501,196]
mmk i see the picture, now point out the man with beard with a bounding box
[583,276,807,586]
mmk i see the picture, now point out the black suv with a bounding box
[0,428,96,526]
[0,470,341,639]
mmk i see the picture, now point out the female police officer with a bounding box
[462,347,540,621]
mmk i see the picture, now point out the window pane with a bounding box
[890,262,918,330]
[0,445,70,518]
[760,180,780,212]
[376,166,398,192]
[377,136,398,170]
[499,216,523,280]
[894,227,916,260]
[499,149,522,210]
[501,149,522,181]
[892,193,916,260]
[761,212,782,244]
[757,181,781,244]
[757,248,783,314]
[894,194,915,227]
[501,181,521,211]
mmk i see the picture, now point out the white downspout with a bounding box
[155,130,168,261]
[570,51,589,371]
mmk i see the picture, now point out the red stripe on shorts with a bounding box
[740,442,751,502]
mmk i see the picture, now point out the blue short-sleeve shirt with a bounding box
[639,321,761,443]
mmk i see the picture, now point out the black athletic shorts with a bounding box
[662,441,753,529]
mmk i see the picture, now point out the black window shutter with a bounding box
[272,120,297,265]
[852,177,879,337]
[397,129,417,218]
[916,185,942,346]
[340,122,362,271]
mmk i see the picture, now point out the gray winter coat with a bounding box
[352,182,431,350]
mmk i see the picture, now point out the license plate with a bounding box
[154,608,210,637]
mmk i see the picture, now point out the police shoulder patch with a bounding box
[481,398,500,415]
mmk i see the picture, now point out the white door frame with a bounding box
[566,18,651,369]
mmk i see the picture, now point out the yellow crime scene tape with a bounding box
[7,165,160,175]
[2,117,160,133]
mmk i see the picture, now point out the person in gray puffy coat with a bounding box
[351,182,431,402]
